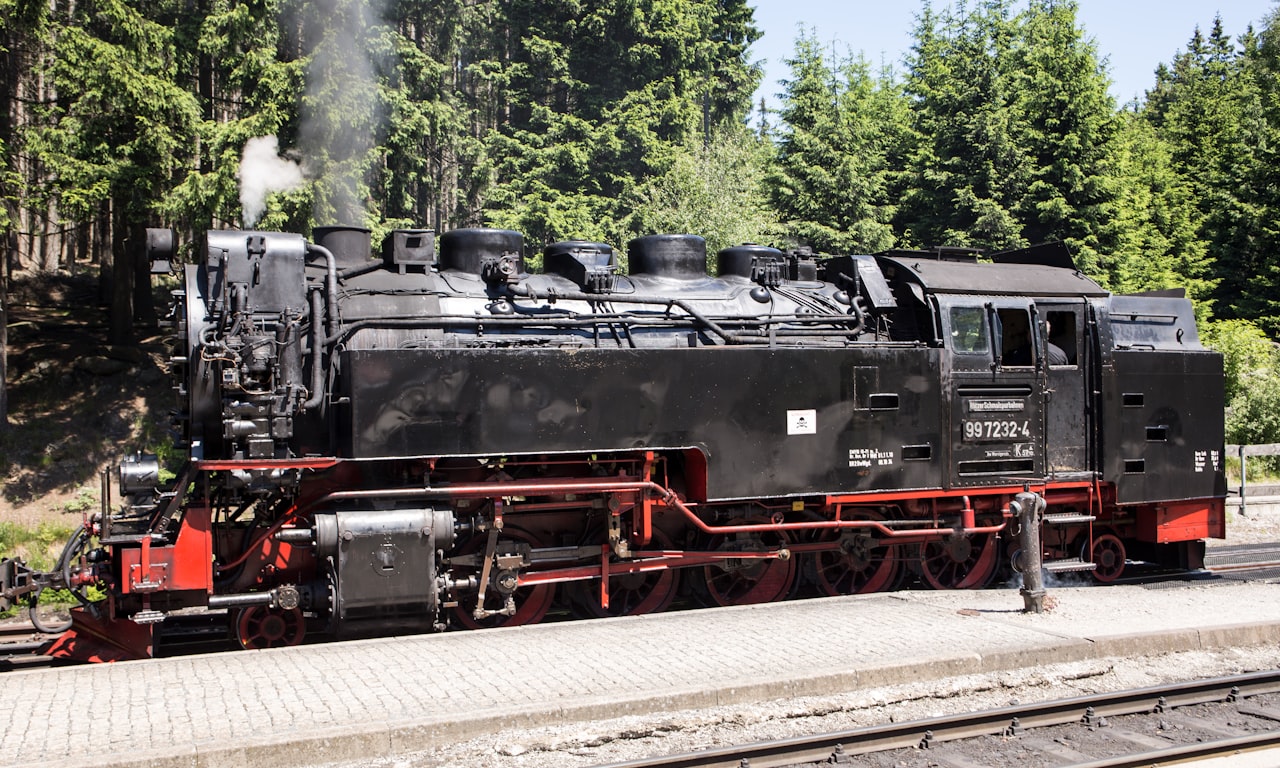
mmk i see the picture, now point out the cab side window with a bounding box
[1045,310,1077,366]
[998,308,1034,366]
[949,307,988,354]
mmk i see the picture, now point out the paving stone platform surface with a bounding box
[2,578,1278,768]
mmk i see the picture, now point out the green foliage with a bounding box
[0,522,76,570]
[1104,113,1214,308]
[9,0,1280,370]
[0,521,106,618]
[26,0,201,223]
[1226,374,1280,472]
[63,489,96,515]
[1008,0,1120,276]
[1204,318,1280,470]
[484,106,622,245]
[898,0,1120,259]
[767,33,903,254]
[624,127,776,256]
[1143,16,1270,330]
[162,0,307,233]
[899,0,1030,251]
[1203,319,1279,402]
[480,0,761,248]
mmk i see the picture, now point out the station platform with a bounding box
[2,576,1278,768]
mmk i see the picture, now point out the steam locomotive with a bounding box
[0,225,1226,661]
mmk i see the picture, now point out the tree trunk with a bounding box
[109,201,133,344]
[97,200,113,306]
[131,221,156,329]
[0,231,10,427]
[0,25,13,426]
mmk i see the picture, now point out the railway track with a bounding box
[0,620,54,670]
[0,621,40,642]
[1205,542,1280,575]
[0,611,241,669]
[594,671,1280,768]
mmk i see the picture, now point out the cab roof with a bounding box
[875,253,1108,298]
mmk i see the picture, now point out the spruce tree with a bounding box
[482,0,760,247]
[1145,17,1269,328]
[1009,0,1119,276]
[1236,14,1280,331]
[768,32,904,254]
[899,0,1029,251]
[1106,112,1212,306]
[27,0,200,341]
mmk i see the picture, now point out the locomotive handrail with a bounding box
[508,283,866,345]
[660,495,1010,540]
[335,309,857,324]
[300,479,1009,541]
[1115,312,1180,322]
[322,313,870,348]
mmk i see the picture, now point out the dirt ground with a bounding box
[1,271,173,529]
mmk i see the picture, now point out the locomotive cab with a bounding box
[876,253,1105,488]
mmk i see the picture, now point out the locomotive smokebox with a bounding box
[629,234,707,279]
[313,225,373,269]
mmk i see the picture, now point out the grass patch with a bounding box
[0,521,105,620]
[0,521,78,570]
[1225,456,1280,487]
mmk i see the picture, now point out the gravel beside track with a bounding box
[1223,505,1280,545]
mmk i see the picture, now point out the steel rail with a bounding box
[0,622,38,640]
[1209,560,1280,574]
[590,670,1280,768]
[1205,542,1280,574]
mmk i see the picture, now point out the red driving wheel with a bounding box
[567,529,680,618]
[698,516,797,606]
[813,515,903,596]
[918,532,999,590]
[451,528,556,630]
[1088,532,1127,583]
[235,606,305,650]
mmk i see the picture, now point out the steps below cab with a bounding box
[1043,557,1097,574]
[1044,513,1097,526]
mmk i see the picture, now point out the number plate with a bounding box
[962,419,1031,441]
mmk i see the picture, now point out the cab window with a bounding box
[998,308,1034,366]
[1045,310,1078,366]
[949,307,988,354]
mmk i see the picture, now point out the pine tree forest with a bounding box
[3,0,1280,446]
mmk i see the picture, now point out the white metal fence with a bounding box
[1224,443,1280,507]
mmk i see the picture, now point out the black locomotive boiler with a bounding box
[0,226,1226,660]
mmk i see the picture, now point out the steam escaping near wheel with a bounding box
[237,136,305,227]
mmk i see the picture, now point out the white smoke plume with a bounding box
[238,136,306,227]
[298,0,386,226]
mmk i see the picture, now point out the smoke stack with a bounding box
[313,225,373,269]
